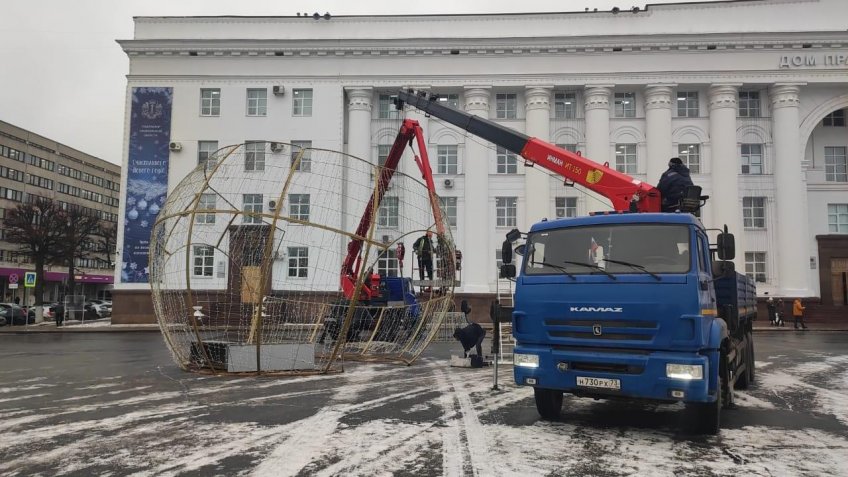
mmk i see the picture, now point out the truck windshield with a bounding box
[524,224,691,276]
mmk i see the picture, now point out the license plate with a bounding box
[576,376,621,390]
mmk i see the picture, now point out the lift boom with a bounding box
[395,89,662,213]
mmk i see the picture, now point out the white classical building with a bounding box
[114,0,848,322]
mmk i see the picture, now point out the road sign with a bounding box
[8,283,18,289]
[9,274,18,284]
[24,272,36,288]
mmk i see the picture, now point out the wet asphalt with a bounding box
[0,331,847,476]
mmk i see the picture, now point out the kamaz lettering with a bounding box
[569,306,623,313]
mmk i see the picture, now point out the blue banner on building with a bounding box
[121,87,173,283]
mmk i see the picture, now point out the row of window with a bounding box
[192,245,308,278]
[0,165,25,182]
[1,145,119,194]
[28,174,53,190]
[198,193,772,231]
[56,164,120,193]
[0,250,31,264]
[198,140,313,172]
[200,88,313,117]
[57,182,106,204]
[74,257,112,270]
[191,202,848,280]
[427,142,848,179]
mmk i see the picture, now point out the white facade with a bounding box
[117,0,848,299]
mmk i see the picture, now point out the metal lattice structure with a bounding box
[150,142,456,375]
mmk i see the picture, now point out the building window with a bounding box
[289,194,310,221]
[496,146,518,174]
[678,144,701,174]
[200,88,221,116]
[554,92,577,119]
[377,249,399,278]
[439,196,457,226]
[496,93,517,119]
[245,141,265,171]
[614,92,636,118]
[378,196,399,228]
[823,109,846,127]
[292,89,313,116]
[437,145,458,174]
[440,94,460,109]
[738,91,761,118]
[677,91,699,118]
[196,194,216,224]
[743,197,766,229]
[0,187,23,202]
[615,144,637,174]
[828,204,848,233]
[496,197,517,227]
[740,144,764,175]
[555,197,577,218]
[192,245,214,277]
[246,88,267,116]
[198,141,218,166]
[377,144,392,167]
[287,247,309,278]
[291,140,312,172]
[378,94,400,119]
[825,146,848,182]
[745,252,767,283]
[243,194,263,224]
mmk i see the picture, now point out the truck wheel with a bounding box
[534,387,563,420]
[735,332,755,390]
[686,349,726,435]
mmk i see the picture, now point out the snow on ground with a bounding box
[1,348,847,476]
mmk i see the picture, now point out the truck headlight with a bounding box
[666,363,703,380]
[514,353,539,368]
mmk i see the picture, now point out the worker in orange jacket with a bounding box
[792,298,808,330]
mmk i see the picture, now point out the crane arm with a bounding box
[395,89,661,213]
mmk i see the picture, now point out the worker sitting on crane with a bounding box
[657,157,694,213]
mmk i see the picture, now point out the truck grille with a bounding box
[569,361,644,374]
[544,319,658,342]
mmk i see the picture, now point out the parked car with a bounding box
[84,300,112,319]
[0,303,35,325]
[27,304,58,321]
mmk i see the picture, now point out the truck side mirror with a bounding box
[515,244,526,256]
[501,239,513,265]
[717,232,735,261]
[499,264,516,279]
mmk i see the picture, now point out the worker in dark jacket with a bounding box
[657,157,694,212]
[453,322,486,358]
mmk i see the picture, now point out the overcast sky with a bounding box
[0,0,720,165]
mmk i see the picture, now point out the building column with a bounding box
[645,84,675,183]
[524,86,553,228]
[708,84,745,269]
[462,86,492,293]
[584,86,613,166]
[344,87,373,241]
[770,84,811,296]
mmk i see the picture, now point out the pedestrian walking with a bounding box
[776,298,786,327]
[54,302,65,327]
[766,296,777,326]
[793,298,808,330]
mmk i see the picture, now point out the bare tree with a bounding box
[93,222,117,268]
[1,198,67,306]
[56,206,103,296]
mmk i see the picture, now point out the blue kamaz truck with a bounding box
[395,89,757,434]
[507,213,756,434]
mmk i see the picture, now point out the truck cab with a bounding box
[509,212,755,434]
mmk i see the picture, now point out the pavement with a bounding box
[1,331,847,476]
